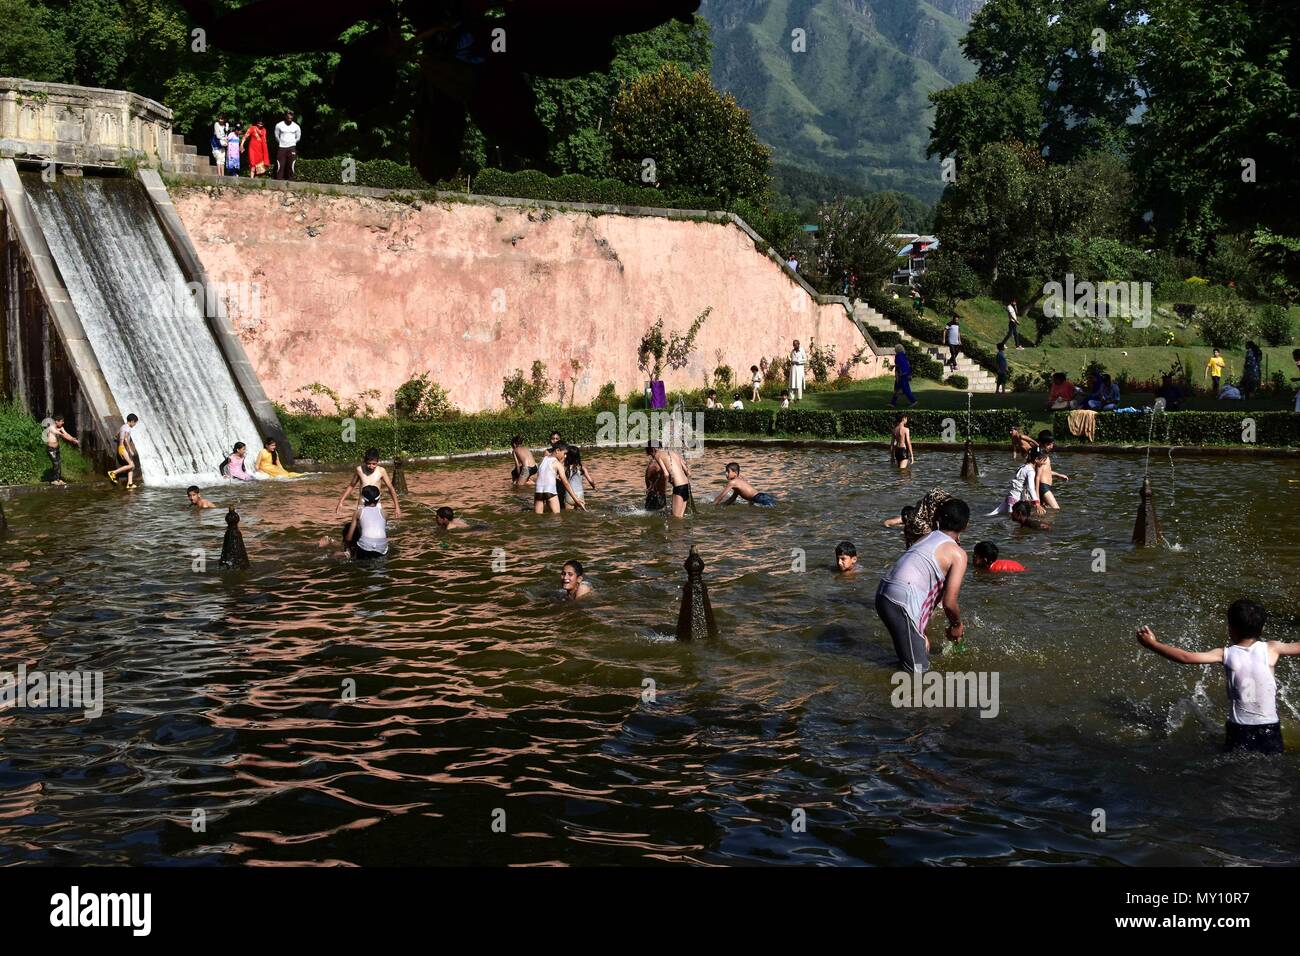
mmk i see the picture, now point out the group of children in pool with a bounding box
[178,424,1295,756]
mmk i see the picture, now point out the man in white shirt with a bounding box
[945,318,961,369]
[1001,299,1023,349]
[274,110,301,180]
[788,339,807,401]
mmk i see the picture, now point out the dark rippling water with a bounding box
[1,444,1297,866]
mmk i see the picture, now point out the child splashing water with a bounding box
[1137,599,1299,754]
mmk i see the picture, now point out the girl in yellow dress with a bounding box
[255,438,302,478]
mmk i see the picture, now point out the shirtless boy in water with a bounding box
[1035,431,1069,509]
[890,413,914,469]
[186,486,216,509]
[1010,425,1038,461]
[712,462,776,506]
[44,415,79,485]
[336,447,401,518]
[649,443,692,518]
[510,435,539,487]
[644,442,669,511]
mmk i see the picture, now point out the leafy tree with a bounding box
[609,63,770,205]
[918,251,983,313]
[927,75,1043,164]
[1137,0,1300,259]
[807,195,902,297]
[0,0,73,81]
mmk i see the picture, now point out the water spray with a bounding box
[960,390,979,479]
[1133,398,1165,547]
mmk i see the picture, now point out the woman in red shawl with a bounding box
[241,119,271,178]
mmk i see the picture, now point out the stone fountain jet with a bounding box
[1132,476,1162,547]
[219,507,250,569]
[675,545,717,641]
[391,455,409,494]
[960,439,979,479]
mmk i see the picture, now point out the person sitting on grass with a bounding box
[1086,374,1120,411]
[1137,599,1298,755]
[712,461,776,507]
[186,486,217,509]
[730,393,745,410]
[561,559,592,601]
[780,390,791,409]
[972,541,1025,572]
[1045,372,1076,411]
[435,506,469,529]
[834,540,859,575]
[1156,374,1183,411]
[705,389,720,409]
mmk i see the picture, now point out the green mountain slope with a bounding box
[700,0,984,204]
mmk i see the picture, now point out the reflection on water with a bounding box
[1,445,1298,866]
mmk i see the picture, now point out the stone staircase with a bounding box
[167,134,222,177]
[853,299,999,393]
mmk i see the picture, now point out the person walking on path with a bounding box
[274,110,301,180]
[224,122,242,176]
[789,339,807,402]
[1205,348,1227,394]
[242,119,271,178]
[944,317,961,370]
[890,344,917,407]
[1001,299,1023,349]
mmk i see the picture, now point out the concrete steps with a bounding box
[169,134,221,177]
[853,300,999,392]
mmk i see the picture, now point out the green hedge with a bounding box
[293,158,436,191]
[289,160,724,211]
[285,407,1031,461]
[870,328,945,381]
[1051,410,1300,447]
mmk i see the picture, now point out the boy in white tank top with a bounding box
[1137,599,1298,754]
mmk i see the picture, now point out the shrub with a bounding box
[592,381,620,412]
[501,361,551,414]
[775,409,839,437]
[808,341,836,383]
[293,158,435,191]
[1196,302,1252,349]
[712,364,734,393]
[393,372,455,420]
[946,374,969,389]
[473,167,716,210]
[1254,305,1294,347]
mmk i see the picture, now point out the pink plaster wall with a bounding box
[171,185,886,414]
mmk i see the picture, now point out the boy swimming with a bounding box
[186,486,217,509]
[712,462,776,506]
[336,447,402,517]
[1035,431,1069,509]
[43,415,80,485]
[890,413,914,469]
[1010,500,1052,530]
[561,559,593,601]
[1137,599,1297,754]
[510,435,539,487]
[972,541,1025,572]
[834,541,859,575]
[435,506,469,529]
[343,485,389,560]
[875,498,971,672]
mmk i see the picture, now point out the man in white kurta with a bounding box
[789,340,807,401]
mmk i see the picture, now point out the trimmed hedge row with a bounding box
[1052,410,1300,447]
[289,160,724,211]
[285,408,1030,462]
[293,158,435,191]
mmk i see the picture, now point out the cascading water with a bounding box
[22,173,260,486]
